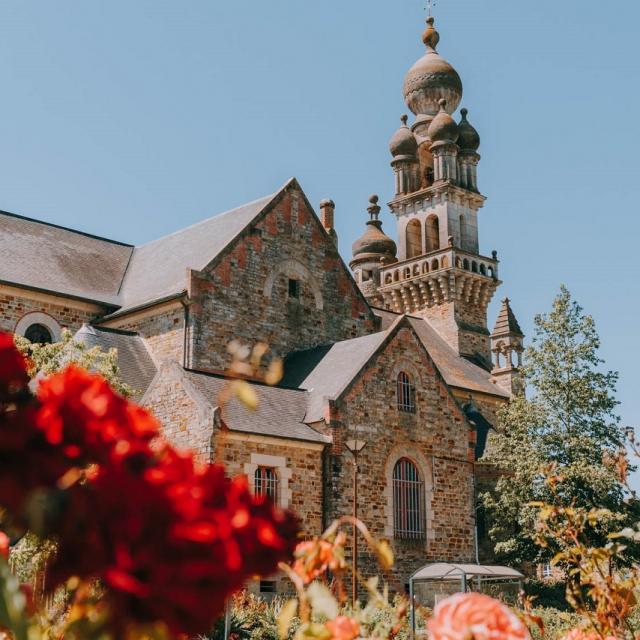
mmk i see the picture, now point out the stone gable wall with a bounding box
[328,325,476,587]
[106,304,185,365]
[188,185,378,372]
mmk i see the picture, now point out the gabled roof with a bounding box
[73,324,157,398]
[1,182,289,314]
[492,297,524,337]
[369,308,509,399]
[183,370,330,444]
[282,330,391,423]
[0,211,133,305]
[115,191,277,314]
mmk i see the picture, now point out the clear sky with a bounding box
[1,1,638,473]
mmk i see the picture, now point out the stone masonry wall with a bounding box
[419,301,491,364]
[106,304,185,365]
[328,324,476,589]
[0,288,103,335]
[142,363,214,461]
[189,183,378,372]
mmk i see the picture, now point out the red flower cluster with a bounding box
[0,333,299,636]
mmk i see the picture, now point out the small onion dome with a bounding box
[389,115,418,158]
[458,108,480,151]
[427,99,459,143]
[352,195,397,259]
[403,17,463,117]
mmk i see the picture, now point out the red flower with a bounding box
[428,592,530,640]
[0,531,9,560]
[0,333,29,402]
[36,365,159,465]
[0,332,300,637]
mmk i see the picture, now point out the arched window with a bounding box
[393,458,425,539]
[405,219,422,259]
[254,467,279,505]
[24,323,53,344]
[396,371,416,413]
[425,215,440,252]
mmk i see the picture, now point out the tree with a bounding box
[481,285,637,566]
[14,329,133,397]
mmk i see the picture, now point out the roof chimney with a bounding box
[319,199,338,247]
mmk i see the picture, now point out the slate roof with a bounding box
[282,330,392,423]
[72,324,157,398]
[369,308,508,398]
[406,316,509,398]
[492,298,524,337]
[1,188,279,314]
[115,192,276,314]
[0,211,133,305]
[183,370,330,444]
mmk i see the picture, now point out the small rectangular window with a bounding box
[288,278,300,299]
[260,580,277,594]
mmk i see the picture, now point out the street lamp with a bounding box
[344,437,367,607]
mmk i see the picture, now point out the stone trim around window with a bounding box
[244,453,292,509]
[383,444,434,542]
[14,311,62,342]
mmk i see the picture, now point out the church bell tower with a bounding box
[352,16,501,368]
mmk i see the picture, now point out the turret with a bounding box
[349,195,397,302]
[490,298,525,395]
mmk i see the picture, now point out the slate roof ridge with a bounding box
[183,366,311,393]
[80,323,140,337]
[0,209,133,247]
[131,191,277,251]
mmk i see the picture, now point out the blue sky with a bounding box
[1,1,638,472]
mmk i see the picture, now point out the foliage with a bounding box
[481,285,636,566]
[0,331,298,639]
[14,329,133,398]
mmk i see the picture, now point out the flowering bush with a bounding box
[0,332,299,639]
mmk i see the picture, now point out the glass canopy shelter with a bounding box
[409,563,524,637]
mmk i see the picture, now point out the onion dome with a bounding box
[389,114,418,158]
[352,195,397,260]
[458,108,480,151]
[427,99,459,143]
[403,17,463,117]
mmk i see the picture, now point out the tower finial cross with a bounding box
[425,0,437,17]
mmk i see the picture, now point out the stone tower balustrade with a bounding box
[376,246,499,315]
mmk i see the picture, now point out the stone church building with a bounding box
[0,16,524,591]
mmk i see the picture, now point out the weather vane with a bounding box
[425,0,437,17]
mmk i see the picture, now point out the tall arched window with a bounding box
[393,458,425,539]
[425,215,440,252]
[396,371,416,413]
[254,467,279,505]
[405,219,422,259]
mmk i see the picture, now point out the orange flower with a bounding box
[428,592,530,640]
[326,616,360,640]
[292,532,346,584]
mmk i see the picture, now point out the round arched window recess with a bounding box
[15,312,62,343]
[24,323,53,344]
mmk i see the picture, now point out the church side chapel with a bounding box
[0,13,524,592]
